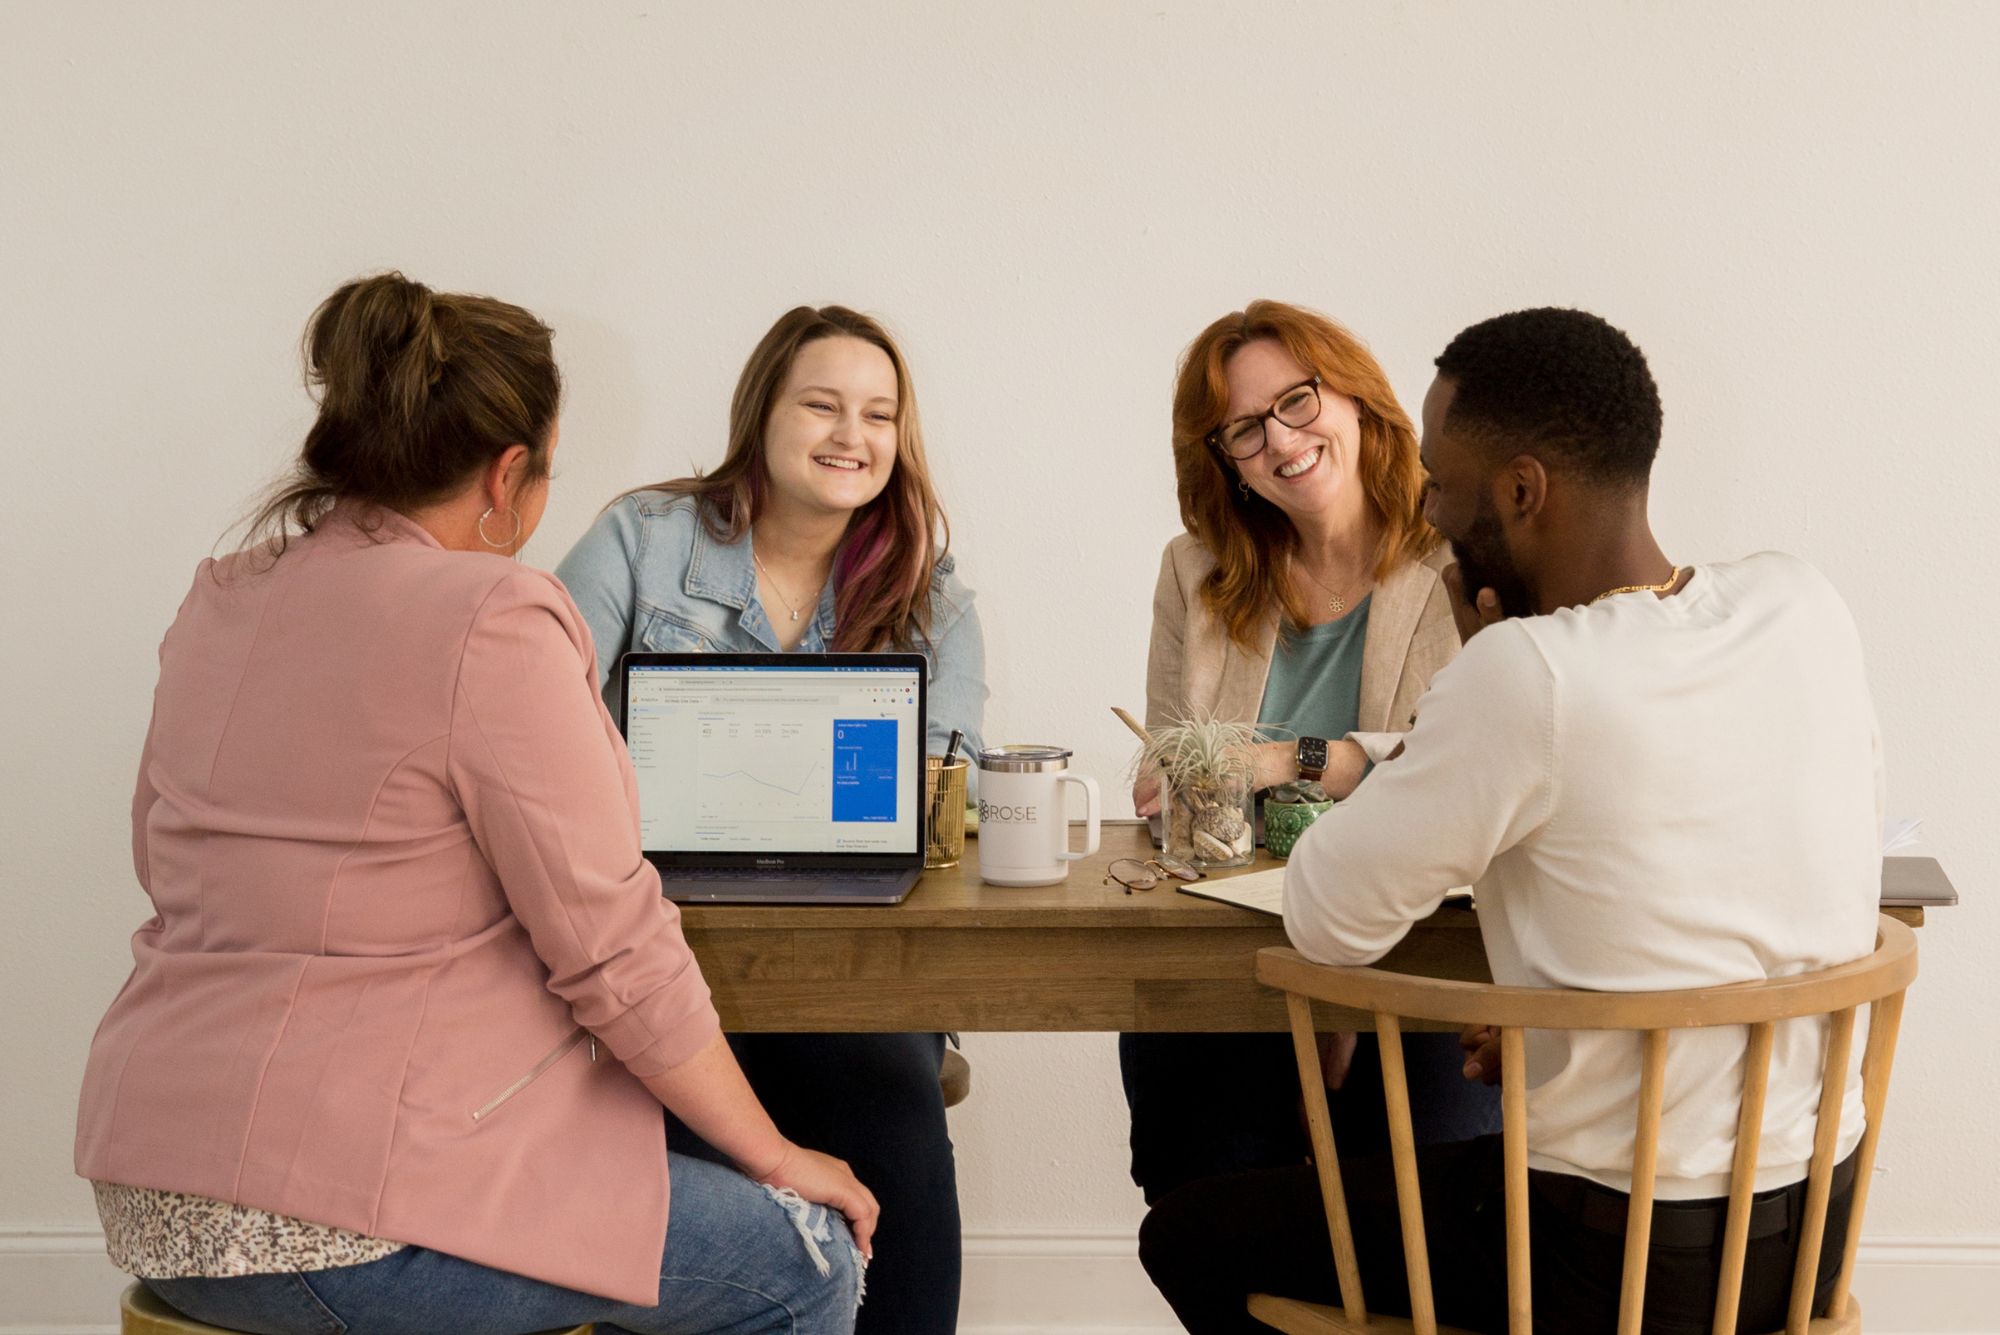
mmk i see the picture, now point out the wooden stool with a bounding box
[940,1047,973,1107]
[122,1281,593,1334]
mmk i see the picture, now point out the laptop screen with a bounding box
[623,657,925,858]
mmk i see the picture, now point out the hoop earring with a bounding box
[1236,479,1250,500]
[478,506,522,550]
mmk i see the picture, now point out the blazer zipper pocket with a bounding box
[471,1027,594,1123]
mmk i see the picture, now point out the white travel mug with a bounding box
[974,745,1102,887]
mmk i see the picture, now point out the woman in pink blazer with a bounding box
[75,273,873,1334]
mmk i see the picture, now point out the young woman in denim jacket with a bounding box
[558,306,986,1335]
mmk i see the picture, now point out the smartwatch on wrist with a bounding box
[1295,735,1329,782]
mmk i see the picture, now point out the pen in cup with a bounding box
[926,729,969,869]
[931,729,964,828]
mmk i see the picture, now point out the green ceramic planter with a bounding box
[1262,797,1335,859]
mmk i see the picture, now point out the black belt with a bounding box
[1529,1151,1859,1250]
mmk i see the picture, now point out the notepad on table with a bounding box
[1177,867,1289,916]
[1179,868,1473,919]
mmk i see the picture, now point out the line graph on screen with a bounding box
[694,717,828,823]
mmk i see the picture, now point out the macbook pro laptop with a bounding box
[619,651,928,904]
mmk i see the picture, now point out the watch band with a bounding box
[1295,735,1329,782]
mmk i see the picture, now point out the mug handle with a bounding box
[1057,773,1102,861]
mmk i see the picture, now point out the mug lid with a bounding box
[976,744,1073,772]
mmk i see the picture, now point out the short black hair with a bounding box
[1434,308,1662,485]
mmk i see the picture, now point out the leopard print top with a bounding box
[92,1181,406,1278]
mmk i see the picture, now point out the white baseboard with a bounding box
[959,1229,1181,1332]
[1847,1236,2000,1335]
[2,1226,1993,1334]
[0,1226,123,1335]
[959,1230,2000,1334]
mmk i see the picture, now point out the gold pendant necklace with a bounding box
[1294,556,1358,616]
[752,551,825,624]
[1590,565,1687,605]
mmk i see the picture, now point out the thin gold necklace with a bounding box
[1590,565,1687,605]
[1292,556,1366,616]
[752,550,827,624]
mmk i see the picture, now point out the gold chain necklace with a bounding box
[1590,565,1687,605]
[1292,556,1365,617]
[752,550,827,624]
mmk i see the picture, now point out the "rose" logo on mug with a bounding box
[974,745,1101,887]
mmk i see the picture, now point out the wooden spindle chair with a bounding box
[1247,915,1917,1335]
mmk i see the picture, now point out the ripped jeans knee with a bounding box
[760,1184,867,1318]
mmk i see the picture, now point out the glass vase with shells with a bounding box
[1132,711,1258,869]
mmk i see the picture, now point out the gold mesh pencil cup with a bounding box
[925,755,970,868]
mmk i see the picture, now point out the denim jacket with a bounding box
[555,491,989,766]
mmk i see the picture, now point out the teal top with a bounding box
[1257,595,1371,746]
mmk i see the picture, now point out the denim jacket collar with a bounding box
[684,519,836,651]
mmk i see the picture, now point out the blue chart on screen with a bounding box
[831,720,898,823]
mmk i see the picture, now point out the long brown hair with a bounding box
[1171,300,1438,650]
[634,306,948,652]
[240,271,560,553]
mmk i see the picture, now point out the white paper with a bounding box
[1181,867,1472,918]
[1182,866,1288,915]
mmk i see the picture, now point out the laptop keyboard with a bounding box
[661,868,909,885]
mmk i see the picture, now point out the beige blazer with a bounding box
[1144,533,1460,739]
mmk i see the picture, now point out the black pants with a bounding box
[666,1032,960,1335]
[1119,1031,1504,1204]
[1137,1135,1856,1335]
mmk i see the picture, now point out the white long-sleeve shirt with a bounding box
[1284,552,1883,1197]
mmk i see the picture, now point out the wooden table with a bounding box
[679,822,1941,1035]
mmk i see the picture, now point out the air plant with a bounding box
[1130,708,1258,866]
[1129,708,1259,790]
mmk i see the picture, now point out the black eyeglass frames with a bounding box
[1208,376,1324,461]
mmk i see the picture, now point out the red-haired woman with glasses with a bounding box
[1122,300,1499,1207]
[557,306,985,1335]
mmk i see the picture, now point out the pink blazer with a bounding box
[75,505,720,1305]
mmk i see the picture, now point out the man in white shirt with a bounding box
[1138,308,1882,1334]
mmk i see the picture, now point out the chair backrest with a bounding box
[1254,915,1917,1335]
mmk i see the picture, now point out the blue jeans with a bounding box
[669,1033,959,1335]
[144,1153,861,1335]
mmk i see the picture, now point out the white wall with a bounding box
[4,2,1997,1328]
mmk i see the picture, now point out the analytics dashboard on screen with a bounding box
[624,662,922,854]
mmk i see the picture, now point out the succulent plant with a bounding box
[1268,779,1332,805]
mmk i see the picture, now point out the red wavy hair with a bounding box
[1171,300,1439,650]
